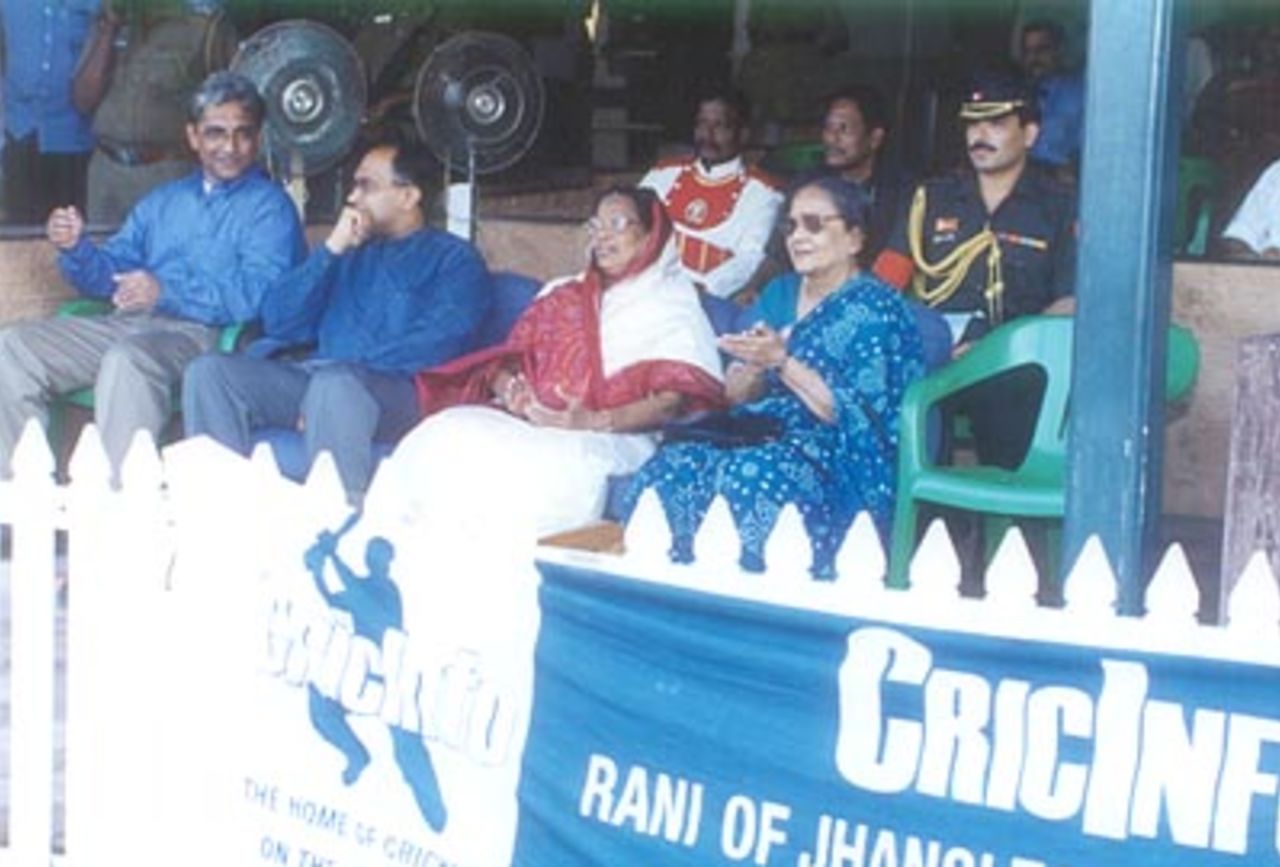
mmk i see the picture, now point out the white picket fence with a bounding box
[1,419,1278,866]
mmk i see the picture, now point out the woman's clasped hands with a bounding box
[497,373,609,432]
[719,322,788,370]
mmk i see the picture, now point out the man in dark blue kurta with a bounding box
[183,138,493,496]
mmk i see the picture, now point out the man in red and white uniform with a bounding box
[640,89,783,300]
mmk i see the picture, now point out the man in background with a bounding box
[1020,19,1085,177]
[73,0,238,224]
[1219,157,1280,260]
[817,84,913,263]
[640,88,782,300]
[0,0,101,222]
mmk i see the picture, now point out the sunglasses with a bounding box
[586,215,640,236]
[781,214,845,236]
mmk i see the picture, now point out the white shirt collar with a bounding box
[697,155,745,179]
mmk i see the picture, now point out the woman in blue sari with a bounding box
[623,176,926,577]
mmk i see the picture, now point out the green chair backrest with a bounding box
[1176,156,1220,256]
[1166,322,1199,402]
[928,317,1197,475]
[962,316,1198,466]
[764,142,824,174]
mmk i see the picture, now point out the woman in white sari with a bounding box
[326,188,722,859]
[359,185,725,545]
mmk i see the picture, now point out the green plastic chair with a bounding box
[760,141,824,177]
[1176,156,1219,257]
[48,298,249,453]
[887,315,1199,588]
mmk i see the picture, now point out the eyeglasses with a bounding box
[196,123,259,147]
[586,215,639,236]
[781,214,845,236]
[351,176,411,195]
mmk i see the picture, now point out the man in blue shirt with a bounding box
[183,137,494,498]
[0,71,305,478]
[0,0,101,222]
[1020,20,1084,176]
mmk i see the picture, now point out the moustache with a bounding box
[968,142,997,153]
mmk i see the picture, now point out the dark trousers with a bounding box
[948,364,1047,470]
[939,364,1058,599]
[3,134,90,224]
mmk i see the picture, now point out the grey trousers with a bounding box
[182,355,420,496]
[0,312,217,476]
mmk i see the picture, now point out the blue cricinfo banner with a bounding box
[511,562,1280,866]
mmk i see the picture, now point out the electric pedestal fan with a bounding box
[231,20,367,218]
[412,32,545,240]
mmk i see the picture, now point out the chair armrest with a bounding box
[58,301,257,356]
[898,342,999,479]
[910,321,1022,407]
[897,378,938,477]
[216,320,264,353]
[56,298,113,318]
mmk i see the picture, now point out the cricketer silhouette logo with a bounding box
[264,512,523,840]
[301,516,448,832]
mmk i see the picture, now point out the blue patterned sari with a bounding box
[622,272,925,577]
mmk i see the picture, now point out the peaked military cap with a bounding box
[958,71,1039,122]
